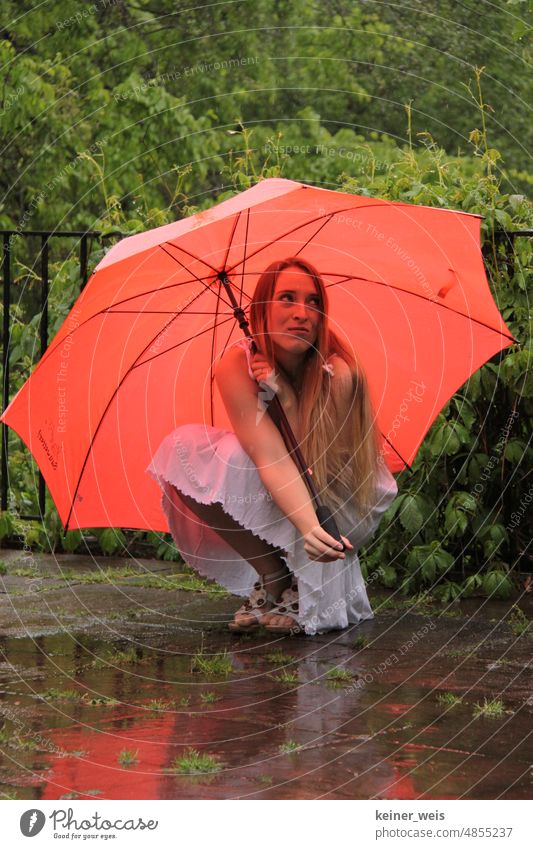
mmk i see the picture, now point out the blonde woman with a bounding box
[147,258,398,635]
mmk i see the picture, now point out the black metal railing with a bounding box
[1,230,103,518]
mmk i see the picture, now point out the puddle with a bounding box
[0,553,531,799]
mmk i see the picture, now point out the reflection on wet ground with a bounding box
[0,549,531,799]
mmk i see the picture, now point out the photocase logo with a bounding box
[20,809,46,837]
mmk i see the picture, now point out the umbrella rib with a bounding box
[63,293,233,529]
[131,314,237,371]
[163,240,218,274]
[240,208,251,306]
[224,202,389,274]
[104,310,230,315]
[158,244,217,293]
[210,269,226,425]
[228,268,516,343]
[222,211,242,272]
[106,273,219,309]
[381,434,413,472]
[33,274,217,372]
[210,209,251,423]
[291,212,337,258]
[326,275,518,343]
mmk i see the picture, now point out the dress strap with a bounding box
[235,337,255,380]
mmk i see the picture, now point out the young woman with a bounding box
[147,258,398,635]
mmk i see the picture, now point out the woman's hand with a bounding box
[250,353,298,406]
[302,525,354,562]
[250,352,278,389]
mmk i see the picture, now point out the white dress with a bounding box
[146,339,398,635]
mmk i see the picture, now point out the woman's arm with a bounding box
[215,348,351,559]
[215,348,317,534]
[248,351,301,441]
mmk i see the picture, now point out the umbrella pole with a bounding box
[218,273,346,548]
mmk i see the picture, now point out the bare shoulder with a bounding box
[328,355,354,417]
[328,354,352,379]
[214,344,251,385]
[214,343,289,466]
[329,355,354,394]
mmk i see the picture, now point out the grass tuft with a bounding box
[80,693,119,706]
[92,646,141,668]
[508,607,532,637]
[325,666,355,688]
[169,748,222,774]
[271,670,298,685]
[118,748,139,766]
[200,691,220,704]
[279,740,300,754]
[436,691,463,707]
[43,687,82,702]
[473,697,505,719]
[265,651,296,664]
[191,650,232,677]
[147,698,174,712]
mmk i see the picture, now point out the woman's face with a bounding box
[267,266,322,356]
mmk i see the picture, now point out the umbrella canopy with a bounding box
[1,178,514,531]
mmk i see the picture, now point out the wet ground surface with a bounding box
[0,549,531,800]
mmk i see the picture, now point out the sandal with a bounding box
[228,567,288,632]
[263,580,303,635]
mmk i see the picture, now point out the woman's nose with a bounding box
[292,300,309,319]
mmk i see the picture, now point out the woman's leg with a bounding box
[170,488,293,625]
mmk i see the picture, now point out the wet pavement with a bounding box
[0,549,531,800]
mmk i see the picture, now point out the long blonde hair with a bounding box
[249,257,382,515]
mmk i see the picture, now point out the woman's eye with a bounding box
[278,294,320,306]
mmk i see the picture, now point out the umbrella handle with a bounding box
[315,505,347,552]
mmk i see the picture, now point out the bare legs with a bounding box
[171,488,295,627]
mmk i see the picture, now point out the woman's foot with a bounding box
[261,580,302,634]
[228,567,290,632]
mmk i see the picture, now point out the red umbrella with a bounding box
[1,178,514,531]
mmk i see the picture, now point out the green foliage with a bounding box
[95,528,127,556]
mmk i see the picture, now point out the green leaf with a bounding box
[504,439,527,464]
[464,574,483,596]
[453,396,477,430]
[98,528,126,556]
[480,364,498,395]
[0,511,14,541]
[444,492,477,537]
[478,524,508,559]
[464,370,481,401]
[468,453,491,482]
[435,580,463,602]
[482,570,514,599]
[399,494,427,533]
[377,564,397,587]
[62,530,83,553]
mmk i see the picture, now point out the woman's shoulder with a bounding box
[326,354,353,394]
[325,353,351,375]
[215,339,255,384]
